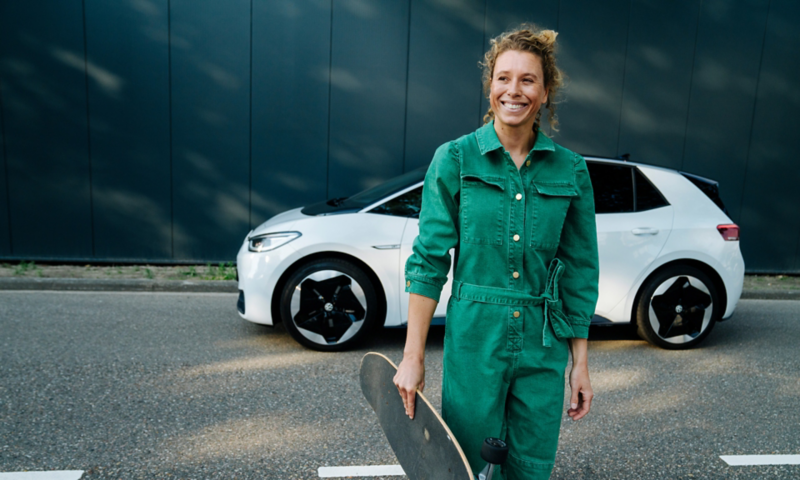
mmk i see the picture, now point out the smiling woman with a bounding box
[394,24,599,480]
[480,25,563,133]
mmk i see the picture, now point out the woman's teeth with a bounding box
[504,103,526,111]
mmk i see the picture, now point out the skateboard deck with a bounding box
[360,352,473,480]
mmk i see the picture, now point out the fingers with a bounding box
[568,389,594,421]
[395,385,416,419]
[569,387,579,412]
[393,372,419,419]
[405,390,416,419]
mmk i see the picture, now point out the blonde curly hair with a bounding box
[480,24,564,132]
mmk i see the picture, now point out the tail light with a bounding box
[717,224,739,241]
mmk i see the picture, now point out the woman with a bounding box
[394,25,599,479]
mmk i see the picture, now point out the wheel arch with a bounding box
[270,251,388,327]
[630,258,727,323]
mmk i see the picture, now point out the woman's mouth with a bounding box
[501,101,528,112]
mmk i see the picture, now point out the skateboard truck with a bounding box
[477,437,508,480]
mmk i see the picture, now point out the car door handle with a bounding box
[632,227,659,236]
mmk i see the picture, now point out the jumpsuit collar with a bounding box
[476,120,556,156]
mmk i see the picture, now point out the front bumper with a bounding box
[235,237,299,326]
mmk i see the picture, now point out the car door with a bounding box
[589,162,674,320]
[399,217,454,325]
[379,183,452,325]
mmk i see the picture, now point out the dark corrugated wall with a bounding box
[0,0,798,272]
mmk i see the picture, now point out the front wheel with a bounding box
[635,265,720,350]
[279,258,381,351]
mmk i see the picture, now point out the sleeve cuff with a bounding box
[404,276,443,303]
[567,315,591,339]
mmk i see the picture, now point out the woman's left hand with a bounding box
[567,363,593,421]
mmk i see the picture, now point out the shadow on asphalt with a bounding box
[587,323,641,342]
[365,323,643,350]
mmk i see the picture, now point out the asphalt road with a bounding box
[0,292,798,479]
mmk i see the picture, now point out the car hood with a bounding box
[250,207,308,236]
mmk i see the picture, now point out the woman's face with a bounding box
[489,50,549,131]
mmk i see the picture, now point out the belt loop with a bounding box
[542,302,552,348]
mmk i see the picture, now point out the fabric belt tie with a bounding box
[451,259,574,347]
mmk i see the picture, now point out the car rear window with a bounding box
[587,162,669,214]
[635,168,669,211]
[680,172,728,214]
[588,163,634,214]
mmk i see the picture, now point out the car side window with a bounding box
[634,168,670,211]
[587,163,634,214]
[369,186,422,218]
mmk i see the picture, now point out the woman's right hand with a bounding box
[393,356,425,419]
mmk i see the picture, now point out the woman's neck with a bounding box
[494,119,536,158]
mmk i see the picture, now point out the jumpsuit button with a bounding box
[512,271,519,279]
[515,193,522,200]
[406,280,411,287]
[526,160,531,166]
[513,311,520,318]
[513,234,520,242]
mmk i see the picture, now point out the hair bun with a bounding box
[539,30,558,44]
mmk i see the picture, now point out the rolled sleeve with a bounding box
[556,154,599,338]
[404,141,461,303]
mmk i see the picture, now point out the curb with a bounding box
[1,277,799,300]
[0,277,238,293]
[740,289,800,300]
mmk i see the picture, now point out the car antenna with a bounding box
[618,153,630,162]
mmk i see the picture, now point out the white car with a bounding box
[236,157,744,351]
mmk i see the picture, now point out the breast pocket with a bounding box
[461,173,506,245]
[530,182,577,250]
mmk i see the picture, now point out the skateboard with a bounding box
[359,352,507,480]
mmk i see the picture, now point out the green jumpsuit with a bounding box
[404,120,599,479]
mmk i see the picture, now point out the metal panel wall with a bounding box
[0,87,10,255]
[0,1,93,258]
[170,0,251,260]
[0,0,799,271]
[618,0,702,169]
[682,0,769,223]
[84,0,172,260]
[404,0,485,171]
[250,0,330,227]
[555,0,629,156]
[326,1,410,199]
[739,0,800,272]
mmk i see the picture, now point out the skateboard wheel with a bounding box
[481,437,508,465]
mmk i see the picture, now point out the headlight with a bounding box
[248,232,301,252]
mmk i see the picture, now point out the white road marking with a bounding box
[720,455,800,466]
[318,465,405,477]
[0,472,84,480]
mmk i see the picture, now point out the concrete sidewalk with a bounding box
[0,276,798,300]
[0,277,238,293]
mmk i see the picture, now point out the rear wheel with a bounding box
[279,258,380,351]
[635,265,720,350]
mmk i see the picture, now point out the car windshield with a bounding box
[340,165,427,209]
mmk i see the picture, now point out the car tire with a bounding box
[279,258,380,351]
[635,264,720,350]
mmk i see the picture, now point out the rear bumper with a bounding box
[720,245,745,321]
